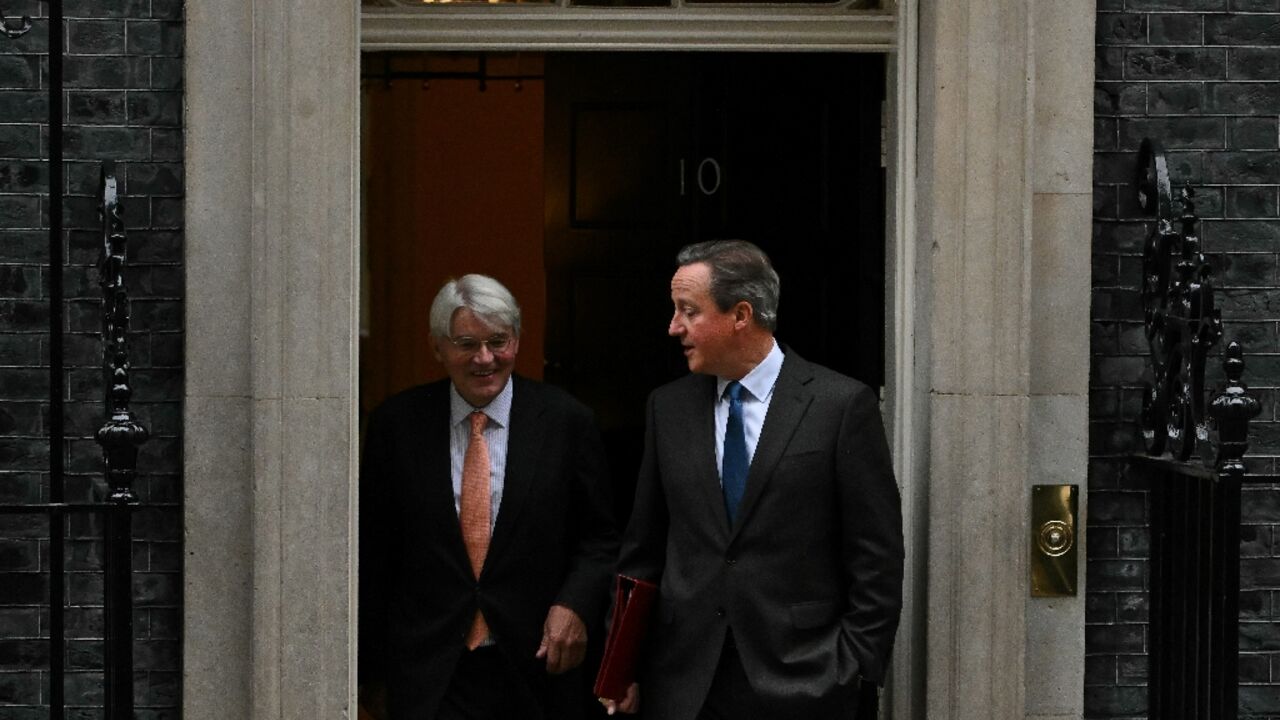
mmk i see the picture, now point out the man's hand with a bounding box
[535,604,587,674]
[600,683,640,715]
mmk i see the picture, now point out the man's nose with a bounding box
[472,344,495,363]
[668,316,682,336]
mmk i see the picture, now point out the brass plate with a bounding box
[1030,484,1078,597]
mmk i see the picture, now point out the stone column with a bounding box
[184,0,361,717]
[919,0,1033,713]
[183,0,254,714]
[915,0,1094,717]
[1026,1,1095,719]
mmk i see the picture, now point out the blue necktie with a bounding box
[722,381,748,524]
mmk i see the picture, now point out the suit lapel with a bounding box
[487,377,543,568]
[687,374,733,540]
[730,351,813,539]
[412,383,471,564]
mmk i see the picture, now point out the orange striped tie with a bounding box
[460,410,491,649]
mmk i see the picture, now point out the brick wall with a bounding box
[0,1,182,716]
[3,0,1277,715]
[1092,1,1280,718]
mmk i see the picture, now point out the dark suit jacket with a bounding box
[618,349,904,720]
[359,375,618,720]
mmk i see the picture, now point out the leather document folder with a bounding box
[593,574,658,702]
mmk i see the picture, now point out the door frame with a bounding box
[183,0,1097,717]
[364,10,923,716]
[362,6,897,52]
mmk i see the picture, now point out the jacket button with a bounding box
[715,607,726,617]
[725,557,737,566]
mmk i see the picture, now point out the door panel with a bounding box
[690,54,886,386]
[571,105,669,226]
[545,53,886,526]
[546,54,692,520]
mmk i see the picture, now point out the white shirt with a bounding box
[448,378,513,533]
[714,340,784,478]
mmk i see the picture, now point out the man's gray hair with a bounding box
[676,240,780,331]
[429,274,522,338]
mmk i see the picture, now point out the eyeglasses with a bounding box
[446,334,514,356]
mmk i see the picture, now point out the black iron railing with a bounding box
[97,161,147,718]
[0,5,144,719]
[1132,138,1263,720]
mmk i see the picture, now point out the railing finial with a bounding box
[1210,342,1261,475]
[1136,138,1247,470]
[95,162,148,502]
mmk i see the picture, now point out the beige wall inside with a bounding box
[362,54,547,415]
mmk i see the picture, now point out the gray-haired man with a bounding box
[360,274,618,720]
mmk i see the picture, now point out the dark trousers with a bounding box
[436,646,537,720]
[696,632,880,720]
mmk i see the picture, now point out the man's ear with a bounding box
[429,335,444,363]
[733,301,754,329]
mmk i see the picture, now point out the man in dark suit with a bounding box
[609,241,904,720]
[360,274,618,720]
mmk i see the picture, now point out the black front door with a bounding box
[544,52,887,522]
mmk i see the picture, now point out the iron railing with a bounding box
[1132,137,1263,720]
[0,4,144,719]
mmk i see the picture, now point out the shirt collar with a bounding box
[717,340,783,402]
[450,376,514,428]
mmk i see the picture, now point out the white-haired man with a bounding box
[360,274,618,720]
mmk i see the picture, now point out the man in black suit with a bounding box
[360,274,618,720]
[609,241,904,720]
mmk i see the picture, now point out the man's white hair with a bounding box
[429,274,522,338]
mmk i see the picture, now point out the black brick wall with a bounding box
[1093,1,1280,718]
[1,0,1273,716]
[0,1,182,717]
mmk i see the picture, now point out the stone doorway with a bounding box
[182,2,1096,718]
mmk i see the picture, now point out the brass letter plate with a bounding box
[1030,484,1078,597]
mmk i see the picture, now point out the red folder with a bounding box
[593,574,658,702]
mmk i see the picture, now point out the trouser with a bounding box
[435,645,538,720]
